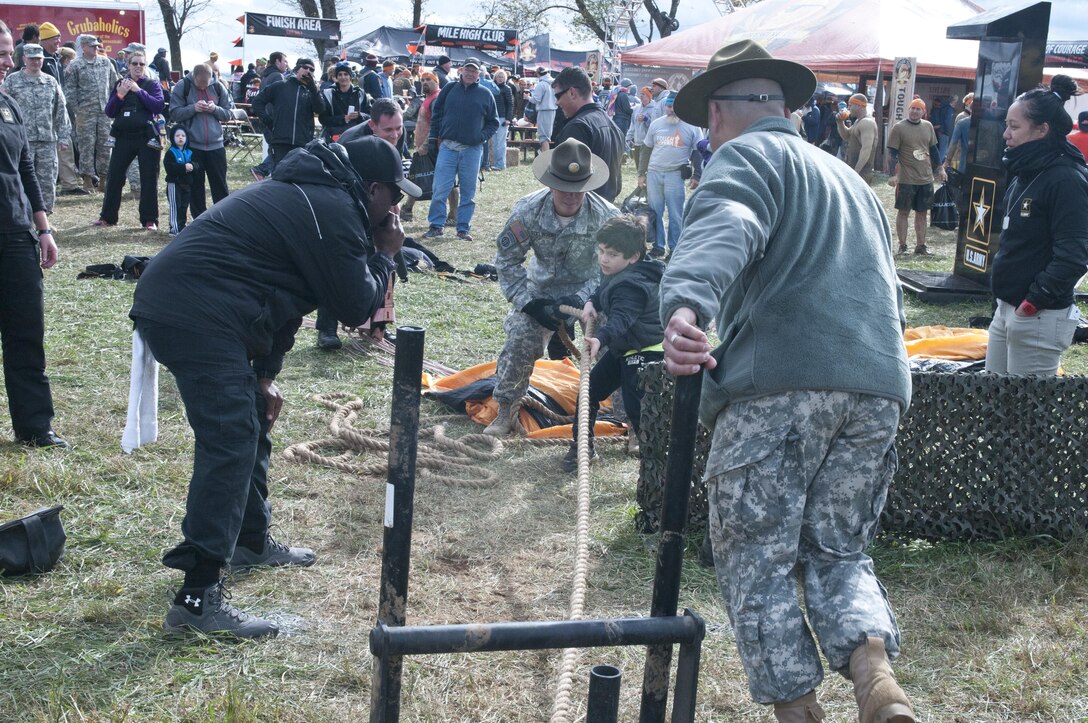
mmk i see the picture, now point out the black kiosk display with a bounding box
[897,1,1052,302]
[948,1,1051,285]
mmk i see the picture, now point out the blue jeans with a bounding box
[492,123,509,170]
[647,169,686,251]
[428,142,483,233]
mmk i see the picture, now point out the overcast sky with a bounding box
[146,0,723,72]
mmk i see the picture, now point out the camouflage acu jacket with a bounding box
[2,70,71,144]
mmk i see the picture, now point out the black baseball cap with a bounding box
[342,137,422,198]
[1079,111,1088,132]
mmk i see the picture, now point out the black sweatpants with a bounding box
[166,182,192,235]
[0,230,56,440]
[99,133,160,225]
[573,349,663,440]
[135,319,274,571]
[189,146,229,218]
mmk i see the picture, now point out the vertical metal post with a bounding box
[639,371,704,723]
[586,664,622,723]
[370,326,426,723]
[670,610,706,723]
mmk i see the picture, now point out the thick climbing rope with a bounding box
[550,305,596,723]
[283,395,506,488]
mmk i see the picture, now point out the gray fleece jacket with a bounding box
[660,115,910,427]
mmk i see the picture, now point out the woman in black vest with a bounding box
[95,50,164,230]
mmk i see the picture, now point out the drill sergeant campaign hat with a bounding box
[673,39,817,127]
[532,138,608,193]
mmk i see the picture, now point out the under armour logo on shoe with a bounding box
[184,595,201,609]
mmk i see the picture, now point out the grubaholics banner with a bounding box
[423,25,517,52]
[245,13,341,42]
[891,57,918,124]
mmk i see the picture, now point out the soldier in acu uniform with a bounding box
[1,44,70,213]
[661,41,915,723]
[63,34,118,191]
[484,138,619,437]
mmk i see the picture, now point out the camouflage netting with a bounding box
[637,364,1088,542]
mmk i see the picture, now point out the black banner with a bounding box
[423,25,516,52]
[1045,40,1088,68]
[245,13,341,42]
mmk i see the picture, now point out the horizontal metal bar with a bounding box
[370,612,704,658]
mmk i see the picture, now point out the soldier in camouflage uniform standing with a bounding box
[1,44,70,213]
[63,35,118,192]
[484,138,619,436]
[661,42,915,723]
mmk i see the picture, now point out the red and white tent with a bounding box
[621,0,986,79]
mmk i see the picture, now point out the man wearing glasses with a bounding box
[252,57,327,169]
[420,57,498,241]
[130,136,420,639]
[552,67,625,202]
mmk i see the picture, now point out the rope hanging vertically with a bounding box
[550,306,596,723]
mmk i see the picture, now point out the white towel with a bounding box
[121,329,159,453]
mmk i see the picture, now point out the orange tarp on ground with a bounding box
[423,359,623,438]
[904,326,988,360]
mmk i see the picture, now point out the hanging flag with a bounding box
[232,36,243,47]
[237,15,244,23]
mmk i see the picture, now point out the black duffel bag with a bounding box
[0,505,66,576]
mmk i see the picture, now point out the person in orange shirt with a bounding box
[1067,111,1088,158]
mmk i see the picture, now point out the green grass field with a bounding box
[0,150,1086,721]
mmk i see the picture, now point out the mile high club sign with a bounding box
[422,25,517,52]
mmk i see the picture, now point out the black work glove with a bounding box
[522,298,560,330]
[555,295,583,314]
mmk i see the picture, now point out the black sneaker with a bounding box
[61,187,91,196]
[317,331,342,350]
[560,443,597,473]
[423,227,444,239]
[648,247,665,259]
[228,534,316,572]
[164,579,279,639]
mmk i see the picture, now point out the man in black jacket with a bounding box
[252,57,326,169]
[318,61,367,141]
[131,136,421,639]
[152,48,171,83]
[553,67,624,202]
[250,52,287,179]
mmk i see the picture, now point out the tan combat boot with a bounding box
[773,691,825,722]
[483,402,519,437]
[850,637,915,723]
[83,174,97,193]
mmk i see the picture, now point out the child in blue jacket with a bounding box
[163,126,200,234]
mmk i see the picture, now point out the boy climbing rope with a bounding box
[562,214,665,471]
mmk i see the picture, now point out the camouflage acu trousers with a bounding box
[705,390,902,705]
[74,111,112,178]
[493,309,555,405]
[27,141,58,213]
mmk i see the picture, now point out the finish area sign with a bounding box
[423,25,517,51]
[245,13,340,41]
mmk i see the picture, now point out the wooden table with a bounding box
[508,125,539,161]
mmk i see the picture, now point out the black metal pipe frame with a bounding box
[370,611,704,657]
[370,326,426,723]
[587,664,622,723]
[639,371,705,723]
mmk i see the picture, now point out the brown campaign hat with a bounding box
[673,39,817,127]
[532,138,609,193]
